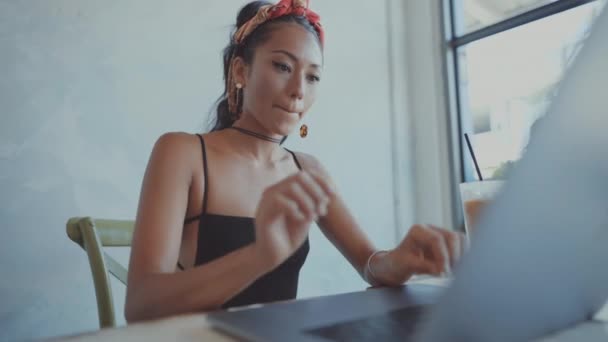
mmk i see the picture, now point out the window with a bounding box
[447,0,606,181]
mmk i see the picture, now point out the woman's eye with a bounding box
[307,74,321,83]
[273,61,291,73]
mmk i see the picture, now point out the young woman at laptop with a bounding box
[125,0,465,323]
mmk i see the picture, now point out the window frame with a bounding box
[441,0,602,231]
[445,0,601,184]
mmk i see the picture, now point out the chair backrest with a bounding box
[66,217,134,328]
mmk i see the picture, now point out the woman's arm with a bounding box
[292,153,377,279]
[294,152,465,287]
[125,133,272,322]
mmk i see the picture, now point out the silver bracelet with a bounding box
[366,250,385,284]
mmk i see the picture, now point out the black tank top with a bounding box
[183,134,310,309]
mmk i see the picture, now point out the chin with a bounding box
[270,117,299,137]
[276,124,296,137]
[266,120,294,137]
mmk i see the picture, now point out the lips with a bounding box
[275,105,299,115]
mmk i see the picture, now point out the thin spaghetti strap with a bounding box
[183,134,209,224]
[196,134,210,214]
[184,214,202,225]
[284,148,302,171]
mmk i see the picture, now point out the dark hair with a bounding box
[208,1,323,132]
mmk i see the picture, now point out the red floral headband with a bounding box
[228,0,324,114]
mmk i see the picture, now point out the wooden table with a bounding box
[51,314,232,342]
[49,312,608,342]
[49,276,448,342]
[47,277,608,342]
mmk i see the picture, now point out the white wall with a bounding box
[384,0,458,239]
[1,1,458,340]
[403,0,459,232]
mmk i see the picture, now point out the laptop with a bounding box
[207,6,608,342]
[208,283,443,342]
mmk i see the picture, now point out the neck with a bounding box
[230,126,283,144]
[226,116,286,162]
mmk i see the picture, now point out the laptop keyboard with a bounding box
[305,305,429,341]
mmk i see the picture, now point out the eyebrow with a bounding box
[271,49,321,69]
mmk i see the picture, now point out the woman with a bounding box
[125,0,465,323]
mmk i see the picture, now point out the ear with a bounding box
[231,56,250,87]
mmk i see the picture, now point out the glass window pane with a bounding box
[457,1,606,180]
[454,0,604,36]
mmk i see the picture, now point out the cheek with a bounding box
[243,87,268,113]
[247,73,284,107]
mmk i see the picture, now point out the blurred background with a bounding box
[1,0,605,340]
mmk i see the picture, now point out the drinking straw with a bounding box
[464,133,483,181]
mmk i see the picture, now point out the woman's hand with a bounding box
[253,170,335,270]
[370,224,467,285]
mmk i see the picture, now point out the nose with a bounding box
[289,72,305,101]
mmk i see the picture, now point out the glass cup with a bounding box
[459,180,504,239]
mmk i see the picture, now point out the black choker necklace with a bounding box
[229,126,283,144]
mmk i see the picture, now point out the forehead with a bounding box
[257,22,323,66]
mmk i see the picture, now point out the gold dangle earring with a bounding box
[234,82,243,119]
[299,124,308,138]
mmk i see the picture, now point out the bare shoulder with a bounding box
[150,132,204,162]
[147,132,204,179]
[291,151,332,179]
[152,131,200,154]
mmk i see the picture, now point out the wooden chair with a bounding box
[66,217,134,328]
